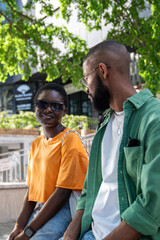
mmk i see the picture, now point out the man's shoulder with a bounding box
[128,89,160,112]
[142,94,160,113]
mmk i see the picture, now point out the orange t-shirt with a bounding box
[26,128,88,203]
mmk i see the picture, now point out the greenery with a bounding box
[0,111,98,130]
[59,0,160,95]
[0,111,40,129]
[62,114,88,129]
[1,1,159,95]
[0,0,87,86]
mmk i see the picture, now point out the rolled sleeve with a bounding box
[122,199,160,235]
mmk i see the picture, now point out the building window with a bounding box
[68,91,92,116]
[1,85,13,113]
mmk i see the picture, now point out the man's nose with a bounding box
[86,87,90,94]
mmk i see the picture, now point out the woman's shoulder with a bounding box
[61,128,85,148]
[32,134,44,145]
[62,128,81,140]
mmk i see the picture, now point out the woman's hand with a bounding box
[13,231,28,240]
[8,189,36,240]
[8,224,23,240]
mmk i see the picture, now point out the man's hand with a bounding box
[63,210,84,240]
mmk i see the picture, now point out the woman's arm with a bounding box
[26,187,72,233]
[9,188,36,240]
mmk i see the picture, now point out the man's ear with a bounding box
[99,63,109,80]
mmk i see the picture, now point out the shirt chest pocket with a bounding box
[124,146,143,186]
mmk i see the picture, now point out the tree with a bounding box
[59,0,160,95]
[0,0,88,85]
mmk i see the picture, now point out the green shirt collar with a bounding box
[126,89,153,109]
[99,89,153,129]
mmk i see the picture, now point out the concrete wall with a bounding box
[0,183,28,223]
[0,133,38,153]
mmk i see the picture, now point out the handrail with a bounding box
[0,148,30,182]
[0,134,95,182]
[0,148,30,157]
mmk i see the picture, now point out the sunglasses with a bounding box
[80,64,111,88]
[35,100,65,112]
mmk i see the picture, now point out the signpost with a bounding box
[0,159,10,172]
[14,84,33,111]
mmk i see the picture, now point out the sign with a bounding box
[64,83,81,95]
[15,84,33,111]
[0,159,10,172]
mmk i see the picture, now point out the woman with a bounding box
[9,83,88,240]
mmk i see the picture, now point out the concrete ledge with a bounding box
[0,182,28,223]
[0,128,40,135]
[0,182,27,189]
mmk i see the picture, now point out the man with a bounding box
[61,40,160,240]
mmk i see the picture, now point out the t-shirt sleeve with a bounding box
[26,140,35,186]
[56,132,88,190]
[26,150,31,186]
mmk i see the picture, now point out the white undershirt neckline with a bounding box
[91,112,124,240]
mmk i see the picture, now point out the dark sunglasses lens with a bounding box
[36,100,48,109]
[50,103,64,111]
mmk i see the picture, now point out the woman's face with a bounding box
[35,89,67,128]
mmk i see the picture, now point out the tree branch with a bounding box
[5,0,36,22]
[0,9,31,40]
[0,10,11,24]
[0,10,13,35]
[5,0,50,24]
[113,1,146,48]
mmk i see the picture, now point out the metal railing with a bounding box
[0,149,30,182]
[82,133,94,157]
[0,134,95,183]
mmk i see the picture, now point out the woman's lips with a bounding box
[42,114,53,119]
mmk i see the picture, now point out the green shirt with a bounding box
[77,89,160,240]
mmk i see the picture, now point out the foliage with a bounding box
[0,0,88,86]
[59,0,160,95]
[0,111,40,129]
[62,114,89,129]
[0,111,98,130]
[2,1,158,95]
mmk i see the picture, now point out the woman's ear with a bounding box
[62,108,68,117]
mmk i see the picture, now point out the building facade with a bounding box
[0,0,141,118]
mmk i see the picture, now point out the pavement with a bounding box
[0,222,15,240]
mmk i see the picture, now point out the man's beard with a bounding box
[91,74,110,113]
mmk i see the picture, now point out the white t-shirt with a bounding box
[92,111,124,239]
